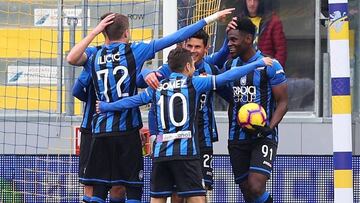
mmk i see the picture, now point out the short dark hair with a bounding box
[189,29,209,46]
[100,12,129,41]
[167,47,193,73]
[235,17,256,38]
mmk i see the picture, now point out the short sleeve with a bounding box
[267,59,287,86]
[192,75,215,93]
[85,46,97,59]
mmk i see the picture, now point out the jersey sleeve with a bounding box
[100,88,153,112]
[266,59,287,86]
[77,69,92,87]
[72,70,91,101]
[132,19,207,66]
[83,46,98,72]
[192,75,216,93]
[215,59,266,87]
[204,37,229,68]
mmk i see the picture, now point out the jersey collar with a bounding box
[246,50,262,63]
[169,72,187,79]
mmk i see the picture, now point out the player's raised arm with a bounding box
[152,8,235,52]
[193,57,273,93]
[204,36,229,68]
[96,88,153,113]
[215,57,273,87]
[66,13,115,66]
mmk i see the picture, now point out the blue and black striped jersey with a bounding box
[99,59,268,161]
[88,42,147,135]
[73,47,99,133]
[193,61,219,150]
[145,73,216,162]
[84,19,213,136]
[143,60,221,150]
[225,50,287,143]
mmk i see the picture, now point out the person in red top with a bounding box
[233,0,287,67]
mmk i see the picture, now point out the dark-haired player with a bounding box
[67,9,234,203]
[96,47,273,203]
[224,17,288,203]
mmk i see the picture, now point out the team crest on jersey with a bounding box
[240,76,247,85]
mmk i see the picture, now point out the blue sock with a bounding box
[82,195,91,203]
[125,200,141,203]
[254,191,270,203]
[110,197,125,203]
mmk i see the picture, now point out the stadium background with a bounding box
[1,0,360,202]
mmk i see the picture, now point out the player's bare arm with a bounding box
[269,83,288,129]
[66,13,115,66]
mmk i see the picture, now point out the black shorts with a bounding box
[81,131,144,187]
[228,138,277,184]
[200,148,213,190]
[150,159,206,198]
[79,128,92,184]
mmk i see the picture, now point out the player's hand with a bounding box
[262,57,273,67]
[251,124,275,138]
[96,100,109,114]
[96,100,101,113]
[91,13,115,36]
[226,17,238,33]
[215,8,235,21]
[145,72,162,89]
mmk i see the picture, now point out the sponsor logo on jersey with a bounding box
[232,85,256,103]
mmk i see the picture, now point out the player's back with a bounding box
[91,42,142,136]
[152,73,201,162]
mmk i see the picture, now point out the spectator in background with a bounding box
[238,0,287,67]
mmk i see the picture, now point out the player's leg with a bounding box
[170,193,184,203]
[150,197,167,203]
[83,137,112,202]
[79,129,93,202]
[228,143,252,202]
[248,138,277,203]
[113,131,144,202]
[172,160,206,203]
[200,149,214,191]
[126,186,143,203]
[91,184,111,203]
[185,196,206,203]
[150,162,174,203]
[109,185,126,203]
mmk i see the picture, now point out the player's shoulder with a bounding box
[130,41,153,48]
[266,59,286,78]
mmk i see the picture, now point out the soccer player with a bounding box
[96,47,273,203]
[73,69,126,203]
[66,9,234,203]
[224,17,288,203]
[137,29,229,201]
